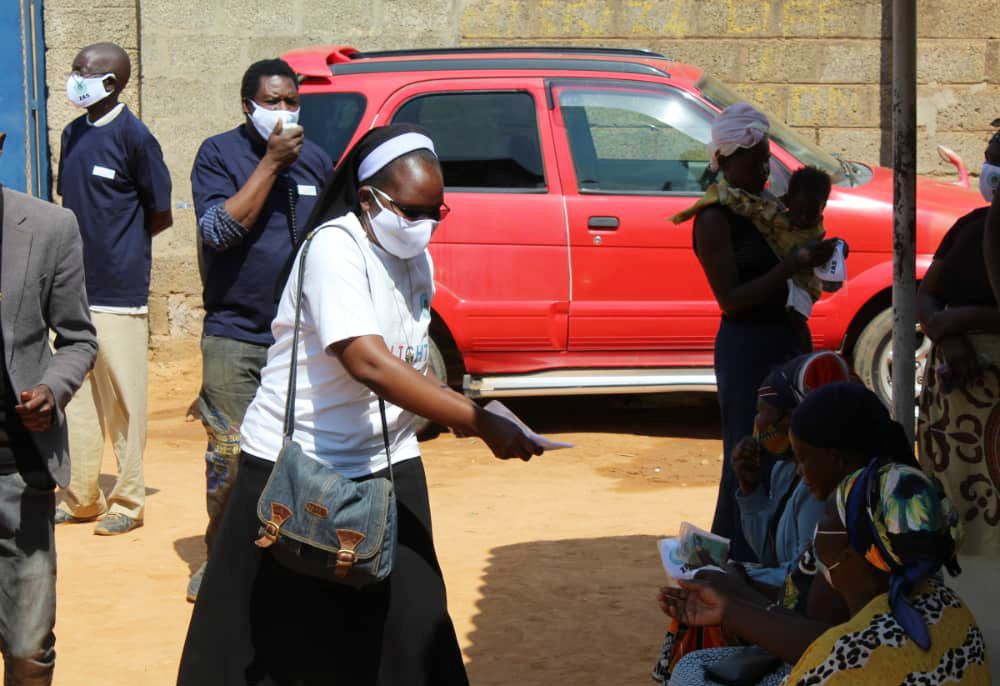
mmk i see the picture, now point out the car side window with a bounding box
[393,92,545,191]
[299,92,367,163]
[557,87,714,194]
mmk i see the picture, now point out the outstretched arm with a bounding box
[333,335,542,461]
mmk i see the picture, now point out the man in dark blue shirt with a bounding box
[188,58,332,600]
[55,43,172,537]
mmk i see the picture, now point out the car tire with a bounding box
[852,308,931,412]
[414,337,449,439]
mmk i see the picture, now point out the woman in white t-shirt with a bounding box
[178,124,543,686]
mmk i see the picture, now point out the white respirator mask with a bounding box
[366,187,437,259]
[980,163,1000,202]
[247,101,299,141]
[66,73,114,109]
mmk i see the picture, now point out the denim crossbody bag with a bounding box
[255,224,397,587]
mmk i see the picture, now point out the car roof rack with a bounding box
[350,46,670,60]
[331,57,670,78]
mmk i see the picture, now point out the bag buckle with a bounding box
[255,502,292,548]
[332,529,366,577]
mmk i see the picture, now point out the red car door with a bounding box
[548,81,720,362]
[380,79,570,367]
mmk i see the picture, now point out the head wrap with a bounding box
[272,124,438,301]
[708,102,769,171]
[789,382,919,469]
[758,352,851,412]
[990,118,1000,146]
[835,461,962,650]
[302,123,437,232]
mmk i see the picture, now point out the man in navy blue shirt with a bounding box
[55,43,172,537]
[188,58,332,600]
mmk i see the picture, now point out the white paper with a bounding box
[658,538,725,584]
[814,239,847,283]
[658,522,732,585]
[297,184,317,196]
[483,400,574,450]
[786,279,814,318]
[92,165,115,180]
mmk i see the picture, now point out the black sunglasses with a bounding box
[369,187,450,222]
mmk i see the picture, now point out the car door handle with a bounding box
[588,216,619,230]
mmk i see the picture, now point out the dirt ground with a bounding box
[47,340,724,686]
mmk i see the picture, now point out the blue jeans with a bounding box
[0,471,56,686]
[199,336,269,551]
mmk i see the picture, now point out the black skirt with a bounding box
[177,452,469,686]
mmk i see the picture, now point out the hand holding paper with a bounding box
[483,401,574,451]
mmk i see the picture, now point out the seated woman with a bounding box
[658,383,923,686]
[918,126,1000,556]
[665,462,991,685]
[736,351,850,588]
[651,353,848,683]
[793,462,989,683]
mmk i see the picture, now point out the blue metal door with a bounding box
[0,1,48,197]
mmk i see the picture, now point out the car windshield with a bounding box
[696,74,847,185]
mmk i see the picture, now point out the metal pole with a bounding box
[891,0,917,440]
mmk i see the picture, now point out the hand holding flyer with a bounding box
[814,238,847,283]
[658,522,731,585]
[483,401,574,450]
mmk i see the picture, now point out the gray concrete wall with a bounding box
[42,0,999,342]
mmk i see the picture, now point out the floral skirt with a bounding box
[918,334,1000,556]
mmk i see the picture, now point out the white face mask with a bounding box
[247,101,299,141]
[980,163,1000,202]
[366,188,437,259]
[66,73,113,109]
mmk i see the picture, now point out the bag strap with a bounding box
[281,223,394,485]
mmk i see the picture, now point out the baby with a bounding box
[784,166,830,233]
[784,166,846,294]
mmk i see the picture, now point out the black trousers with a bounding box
[177,452,468,686]
[711,316,809,561]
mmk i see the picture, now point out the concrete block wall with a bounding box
[42,0,999,342]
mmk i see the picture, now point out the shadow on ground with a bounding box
[464,535,667,686]
[173,535,205,575]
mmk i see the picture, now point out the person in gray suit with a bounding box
[0,130,98,685]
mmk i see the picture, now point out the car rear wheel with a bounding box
[414,337,449,438]
[852,308,932,414]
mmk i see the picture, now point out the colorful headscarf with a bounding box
[757,352,851,412]
[707,102,770,171]
[835,462,962,651]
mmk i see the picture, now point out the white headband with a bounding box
[358,133,437,183]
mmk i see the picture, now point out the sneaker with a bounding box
[94,513,142,536]
[54,509,75,525]
[187,561,207,603]
[54,509,95,525]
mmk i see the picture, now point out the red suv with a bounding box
[283,45,982,406]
